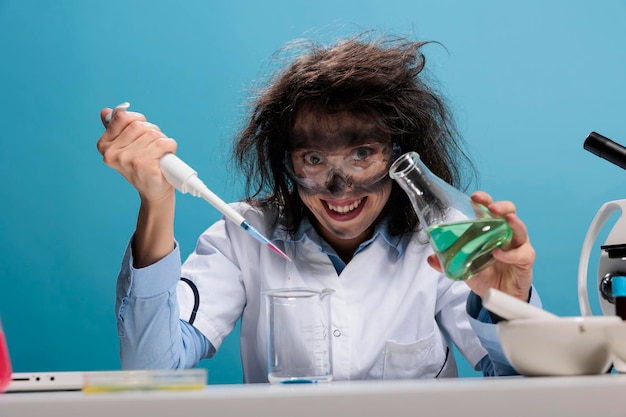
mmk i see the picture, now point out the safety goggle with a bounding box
[284,142,400,192]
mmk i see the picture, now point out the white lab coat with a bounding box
[176,202,488,383]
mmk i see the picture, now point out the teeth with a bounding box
[327,198,363,214]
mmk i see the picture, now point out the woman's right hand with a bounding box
[96,107,178,204]
[97,106,178,267]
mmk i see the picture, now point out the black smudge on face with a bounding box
[290,109,390,151]
[297,175,392,199]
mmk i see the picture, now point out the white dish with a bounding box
[497,316,621,376]
[603,321,626,372]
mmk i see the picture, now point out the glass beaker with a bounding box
[389,151,512,281]
[265,288,334,384]
[0,317,12,393]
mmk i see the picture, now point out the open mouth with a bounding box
[327,198,364,214]
[322,197,367,221]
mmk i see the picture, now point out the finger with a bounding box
[119,121,165,148]
[124,133,177,160]
[98,105,134,155]
[470,191,493,206]
[427,254,442,272]
[110,136,177,188]
[492,239,536,268]
[100,108,113,126]
[486,200,516,217]
[490,214,530,252]
[103,102,130,126]
[105,128,173,170]
[98,119,162,159]
[502,212,530,248]
[472,191,517,215]
[102,110,148,141]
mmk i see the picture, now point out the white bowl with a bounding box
[603,321,626,372]
[497,316,621,376]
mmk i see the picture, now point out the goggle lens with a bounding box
[285,143,399,191]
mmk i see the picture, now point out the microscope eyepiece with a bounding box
[584,131,626,170]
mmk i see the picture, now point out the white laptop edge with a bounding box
[6,371,86,392]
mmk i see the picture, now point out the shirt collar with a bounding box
[273,215,409,259]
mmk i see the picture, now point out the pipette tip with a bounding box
[265,241,293,262]
[241,221,292,262]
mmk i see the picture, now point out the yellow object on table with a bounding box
[82,369,207,393]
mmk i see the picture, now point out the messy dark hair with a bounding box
[234,33,477,236]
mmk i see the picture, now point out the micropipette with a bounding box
[104,102,292,262]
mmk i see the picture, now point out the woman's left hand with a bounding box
[426,191,536,302]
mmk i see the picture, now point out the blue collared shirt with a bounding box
[297,216,405,275]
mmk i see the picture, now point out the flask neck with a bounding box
[389,152,448,227]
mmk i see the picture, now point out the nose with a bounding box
[325,170,353,195]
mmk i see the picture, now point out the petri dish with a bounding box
[82,369,207,393]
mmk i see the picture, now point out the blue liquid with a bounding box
[280,379,315,384]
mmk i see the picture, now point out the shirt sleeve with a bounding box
[115,238,214,370]
[466,286,541,376]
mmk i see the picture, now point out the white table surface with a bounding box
[1,374,624,417]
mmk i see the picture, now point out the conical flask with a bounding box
[389,151,512,281]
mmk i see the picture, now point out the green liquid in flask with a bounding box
[426,218,512,281]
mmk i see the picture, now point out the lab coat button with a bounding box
[333,329,341,337]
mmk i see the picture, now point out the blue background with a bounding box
[0,1,625,383]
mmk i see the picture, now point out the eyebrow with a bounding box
[289,128,389,149]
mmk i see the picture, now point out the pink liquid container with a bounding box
[0,318,12,393]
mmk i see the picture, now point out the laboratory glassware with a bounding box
[265,288,334,384]
[0,317,12,393]
[389,151,512,281]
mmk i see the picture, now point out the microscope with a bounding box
[578,132,626,317]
